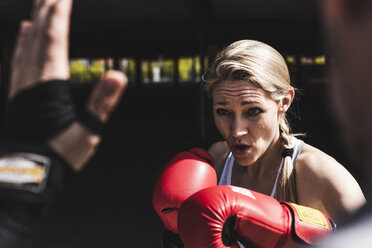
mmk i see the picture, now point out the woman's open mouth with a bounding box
[232,144,251,155]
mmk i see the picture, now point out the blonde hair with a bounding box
[203,40,297,203]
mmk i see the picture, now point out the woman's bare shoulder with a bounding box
[296,143,348,179]
[208,141,230,180]
[296,143,366,222]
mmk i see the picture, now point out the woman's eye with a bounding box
[216,109,230,115]
[246,108,263,116]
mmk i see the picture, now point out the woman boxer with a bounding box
[205,39,365,223]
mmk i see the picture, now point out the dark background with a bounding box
[0,0,360,247]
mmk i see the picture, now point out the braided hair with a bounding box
[275,118,297,202]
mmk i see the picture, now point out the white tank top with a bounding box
[218,136,304,198]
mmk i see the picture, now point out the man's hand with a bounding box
[8,0,128,171]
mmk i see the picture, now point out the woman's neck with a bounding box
[233,135,284,185]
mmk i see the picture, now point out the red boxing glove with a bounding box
[152,148,217,234]
[178,185,334,248]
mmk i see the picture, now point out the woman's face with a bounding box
[212,80,286,166]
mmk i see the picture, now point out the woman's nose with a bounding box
[231,116,248,138]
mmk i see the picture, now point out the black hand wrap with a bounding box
[6,80,103,143]
[70,81,105,135]
[6,80,75,142]
[2,79,106,200]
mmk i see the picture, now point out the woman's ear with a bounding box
[279,88,294,114]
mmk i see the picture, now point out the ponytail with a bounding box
[274,116,298,203]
